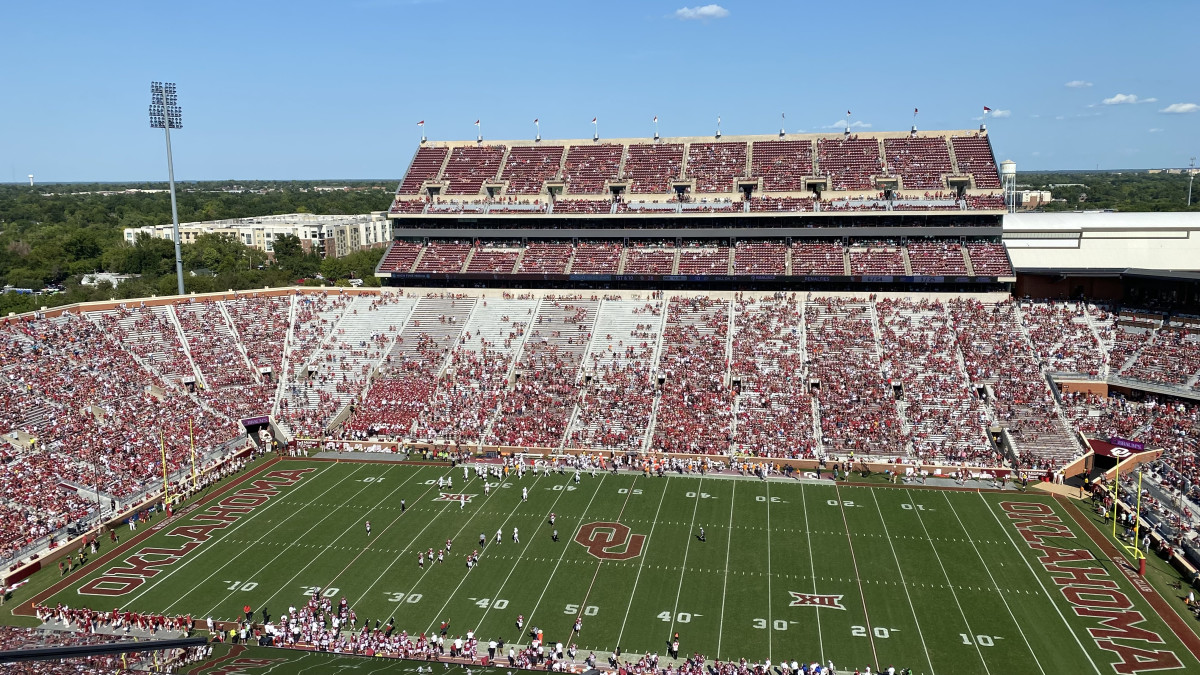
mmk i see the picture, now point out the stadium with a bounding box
[5,127,1200,675]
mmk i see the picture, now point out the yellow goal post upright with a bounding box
[1110,452,1147,575]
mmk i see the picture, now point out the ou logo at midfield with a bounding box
[575,521,646,560]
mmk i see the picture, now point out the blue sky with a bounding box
[2,0,1196,181]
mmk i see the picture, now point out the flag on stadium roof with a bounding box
[474,120,480,126]
[983,106,992,112]
[533,118,538,124]
[417,120,424,126]
[592,117,597,123]
[653,116,657,123]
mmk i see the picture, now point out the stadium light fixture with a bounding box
[149,81,185,296]
[1189,157,1196,207]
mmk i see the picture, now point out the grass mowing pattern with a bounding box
[35,461,1200,675]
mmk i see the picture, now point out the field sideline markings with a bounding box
[615,476,672,650]
[979,493,1106,675]
[524,473,617,633]
[799,482,823,662]
[117,461,341,611]
[197,463,392,617]
[424,472,573,634]
[354,469,497,609]
[472,473,590,631]
[883,489,984,675]
[253,462,429,613]
[666,477,703,644]
[567,472,642,646]
[832,483,879,668]
[715,480,735,660]
[938,491,1046,675]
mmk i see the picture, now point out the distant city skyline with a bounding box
[2,0,1196,181]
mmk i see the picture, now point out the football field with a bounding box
[33,458,1200,675]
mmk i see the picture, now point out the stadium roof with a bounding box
[1003,211,1200,273]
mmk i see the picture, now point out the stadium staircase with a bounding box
[961,248,975,276]
[900,248,913,276]
[271,295,299,422]
[410,246,428,273]
[616,248,629,274]
[164,306,206,388]
[868,302,915,457]
[670,249,681,275]
[216,302,261,382]
[460,248,477,274]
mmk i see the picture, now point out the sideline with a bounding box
[15,456,282,618]
[1055,493,1200,664]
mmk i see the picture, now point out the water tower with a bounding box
[28,174,33,187]
[1000,160,1017,213]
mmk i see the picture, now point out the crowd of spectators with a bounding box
[569,299,662,452]
[651,297,733,454]
[805,299,905,457]
[731,294,816,458]
[877,298,993,463]
[488,302,597,448]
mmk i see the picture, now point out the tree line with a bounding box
[0,180,395,315]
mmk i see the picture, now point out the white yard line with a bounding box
[121,463,339,610]
[615,477,672,648]
[423,473,569,633]
[865,488,939,675]
[939,492,1047,675]
[764,481,773,658]
[324,466,457,592]
[474,474,592,631]
[978,492,1105,675]
[354,471,494,610]
[799,482,823,662]
[524,474,613,631]
[198,464,393,617]
[832,484,879,668]
[715,480,736,660]
[667,478,704,641]
[254,464,427,612]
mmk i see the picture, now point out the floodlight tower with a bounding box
[149,81,185,296]
[1189,157,1196,207]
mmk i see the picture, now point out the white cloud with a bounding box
[1101,93,1157,105]
[1065,80,1093,88]
[1160,103,1200,114]
[990,109,1012,118]
[821,120,871,129]
[1148,128,1163,133]
[674,4,729,20]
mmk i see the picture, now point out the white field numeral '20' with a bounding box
[852,625,896,638]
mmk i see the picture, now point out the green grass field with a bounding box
[30,459,1200,675]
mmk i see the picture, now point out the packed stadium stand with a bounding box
[11,128,1200,587]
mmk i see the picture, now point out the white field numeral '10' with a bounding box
[224,581,257,591]
[961,634,1000,646]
